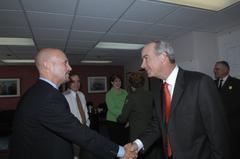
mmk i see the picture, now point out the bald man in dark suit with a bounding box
[9,48,137,159]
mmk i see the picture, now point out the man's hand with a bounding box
[122,143,138,159]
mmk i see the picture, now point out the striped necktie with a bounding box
[76,92,86,125]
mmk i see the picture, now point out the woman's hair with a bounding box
[128,72,145,88]
[109,74,122,85]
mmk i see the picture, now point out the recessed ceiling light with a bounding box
[95,42,144,50]
[81,60,112,64]
[1,59,35,63]
[155,0,240,11]
[0,37,34,46]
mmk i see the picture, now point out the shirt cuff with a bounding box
[133,139,144,152]
[117,146,125,158]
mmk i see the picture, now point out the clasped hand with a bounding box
[121,143,138,159]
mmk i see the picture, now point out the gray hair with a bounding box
[153,40,175,63]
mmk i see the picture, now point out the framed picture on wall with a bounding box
[88,76,107,93]
[0,78,20,97]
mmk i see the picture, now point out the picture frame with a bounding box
[88,76,107,93]
[0,78,20,97]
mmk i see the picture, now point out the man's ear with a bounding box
[43,61,52,72]
[157,52,166,63]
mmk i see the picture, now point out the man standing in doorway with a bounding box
[214,60,240,159]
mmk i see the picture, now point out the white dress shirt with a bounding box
[219,75,229,88]
[164,65,179,98]
[63,89,90,126]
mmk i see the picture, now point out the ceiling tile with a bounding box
[121,0,178,23]
[65,48,89,55]
[110,20,152,35]
[27,12,73,29]
[8,46,37,54]
[144,24,190,37]
[0,0,22,10]
[67,40,97,49]
[0,10,28,27]
[36,39,66,49]
[70,31,104,41]
[76,0,134,18]
[32,28,69,40]
[0,27,32,37]
[22,0,77,15]
[159,7,214,28]
[103,33,144,43]
[73,16,115,32]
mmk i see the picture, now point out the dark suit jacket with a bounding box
[215,76,240,158]
[118,87,163,159]
[139,68,229,159]
[117,87,154,141]
[215,76,240,130]
[9,80,118,159]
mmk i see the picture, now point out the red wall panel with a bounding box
[0,65,124,110]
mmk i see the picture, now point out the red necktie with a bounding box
[163,82,172,157]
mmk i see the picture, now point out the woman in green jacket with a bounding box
[106,74,128,145]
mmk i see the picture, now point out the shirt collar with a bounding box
[221,75,229,82]
[69,89,78,94]
[39,77,58,90]
[165,65,179,87]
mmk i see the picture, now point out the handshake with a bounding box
[121,142,139,159]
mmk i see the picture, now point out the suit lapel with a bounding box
[222,76,231,89]
[170,68,184,118]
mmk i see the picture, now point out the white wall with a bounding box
[192,32,218,76]
[173,31,218,77]
[173,32,198,72]
[217,26,240,78]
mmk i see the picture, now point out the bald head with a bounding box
[35,48,72,86]
[35,48,58,70]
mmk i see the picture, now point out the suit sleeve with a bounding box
[198,75,230,159]
[117,94,134,123]
[138,104,162,153]
[38,93,118,159]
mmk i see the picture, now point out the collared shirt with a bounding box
[164,65,179,98]
[63,89,90,127]
[219,75,229,87]
[134,65,179,151]
[118,146,125,158]
[39,77,58,90]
